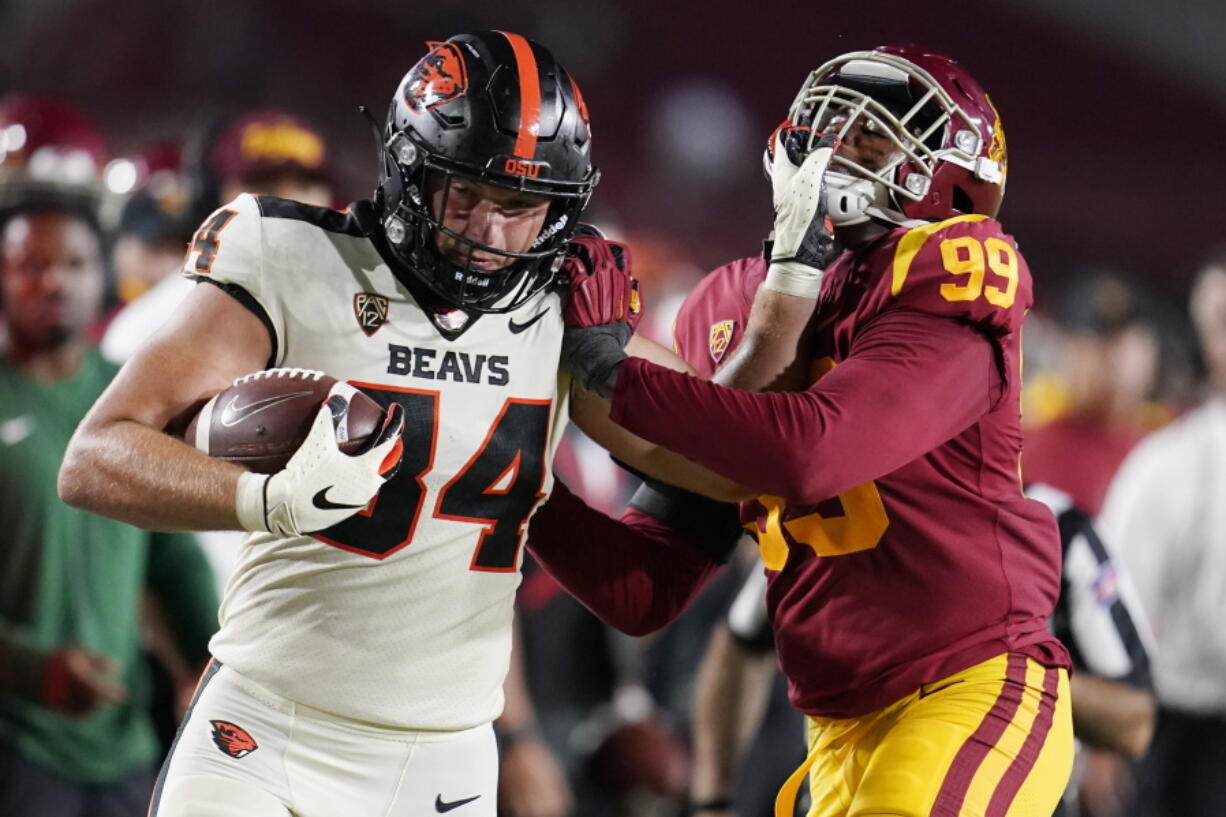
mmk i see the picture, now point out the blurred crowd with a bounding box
[1,87,1223,817]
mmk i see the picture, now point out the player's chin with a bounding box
[444,252,511,273]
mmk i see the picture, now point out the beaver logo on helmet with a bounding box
[405,42,468,112]
[210,719,258,759]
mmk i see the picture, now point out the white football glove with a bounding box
[234,383,405,537]
[765,129,839,299]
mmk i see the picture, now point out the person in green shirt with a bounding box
[0,163,218,815]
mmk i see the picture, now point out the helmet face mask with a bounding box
[787,46,1006,226]
[377,32,598,313]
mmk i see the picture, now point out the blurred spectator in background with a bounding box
[205,109,333,209]
[101,109,334,368]
[106,142,193,307]
[1099,249,1226,817]
[1023,271,1165,515]
[0,94,110,354]
[0,95,216,816]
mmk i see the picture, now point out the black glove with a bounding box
[560,323,631,397]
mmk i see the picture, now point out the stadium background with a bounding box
[2,1,1222,814]
[3,0,1221,294]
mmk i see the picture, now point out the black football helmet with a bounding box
[377,31,599,312]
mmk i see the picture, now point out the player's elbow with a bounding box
[57,439,92,510]
[57,428,106,512]
[770,455,840,507]
[1121,697,1157,759]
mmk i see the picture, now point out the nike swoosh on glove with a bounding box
[765,127,839,298]
[235,383,405,537]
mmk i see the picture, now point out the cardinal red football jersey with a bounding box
[658,215,1069,717]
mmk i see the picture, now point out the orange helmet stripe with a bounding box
[498,31,541,159]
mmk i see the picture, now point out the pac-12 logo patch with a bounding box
[355,293,390,336]
[709,320,735,364]
[210,719,258,758]
[405,41,468,112]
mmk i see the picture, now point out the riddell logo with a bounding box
[504,159,543,178]
[210,720,258,759]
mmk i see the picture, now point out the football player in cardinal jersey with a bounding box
[59,32,743,817]
[545,46,1075,816]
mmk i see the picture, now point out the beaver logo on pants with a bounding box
[210,719,258,759]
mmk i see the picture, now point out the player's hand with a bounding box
[41,646,129,716]
[562,228,642,332]
[235,384,405,537]
[558,227,640,396]
[765,125,839,298]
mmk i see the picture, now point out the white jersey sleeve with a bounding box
[183,194,286,363]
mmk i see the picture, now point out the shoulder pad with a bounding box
[182,193,262,293]
[883,215,1031,334]
[673,256,763,377]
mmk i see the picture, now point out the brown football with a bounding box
[182,369,385,474]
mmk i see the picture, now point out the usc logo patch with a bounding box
[405,42,468,112]
[210,719,258,759]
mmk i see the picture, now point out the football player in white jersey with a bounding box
[59,31,746,817]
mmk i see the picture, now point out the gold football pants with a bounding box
[777,653,1073,817]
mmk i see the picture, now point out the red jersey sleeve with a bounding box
[526,481,723,636]
[610,308,1000,504]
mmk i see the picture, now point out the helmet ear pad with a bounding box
[375,31,599,313]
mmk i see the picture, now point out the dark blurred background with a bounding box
[3,5,1224,817]
[3,0,1221,298]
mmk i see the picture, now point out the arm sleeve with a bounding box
[1057,508,1155,690]
[182,194,284,365]
[527,481,724,637]
[144,532,220,668]
[1098,433,1191,637]
[610,308,1000,504]
[726,563,774,653]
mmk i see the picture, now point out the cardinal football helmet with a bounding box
[0,95,107,214]
[377,31,598,312]
[783,45,1007,226]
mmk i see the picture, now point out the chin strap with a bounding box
[824,174,928,230]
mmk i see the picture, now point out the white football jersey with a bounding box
[185,194,571,730]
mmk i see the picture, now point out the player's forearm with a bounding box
[527,482,723,637]
[59,419,244,532]
[713,288,816,392]
[690,626,776,806]
[610,313,996,504]
[1069,673,1156,759]
[573,337,755,502]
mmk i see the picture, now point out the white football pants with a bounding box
[150,662,498,817]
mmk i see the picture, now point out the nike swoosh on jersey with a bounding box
[508,308,550,334]
[435,794,482,813]
[220,391,314,427]
[311,487,366,511]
